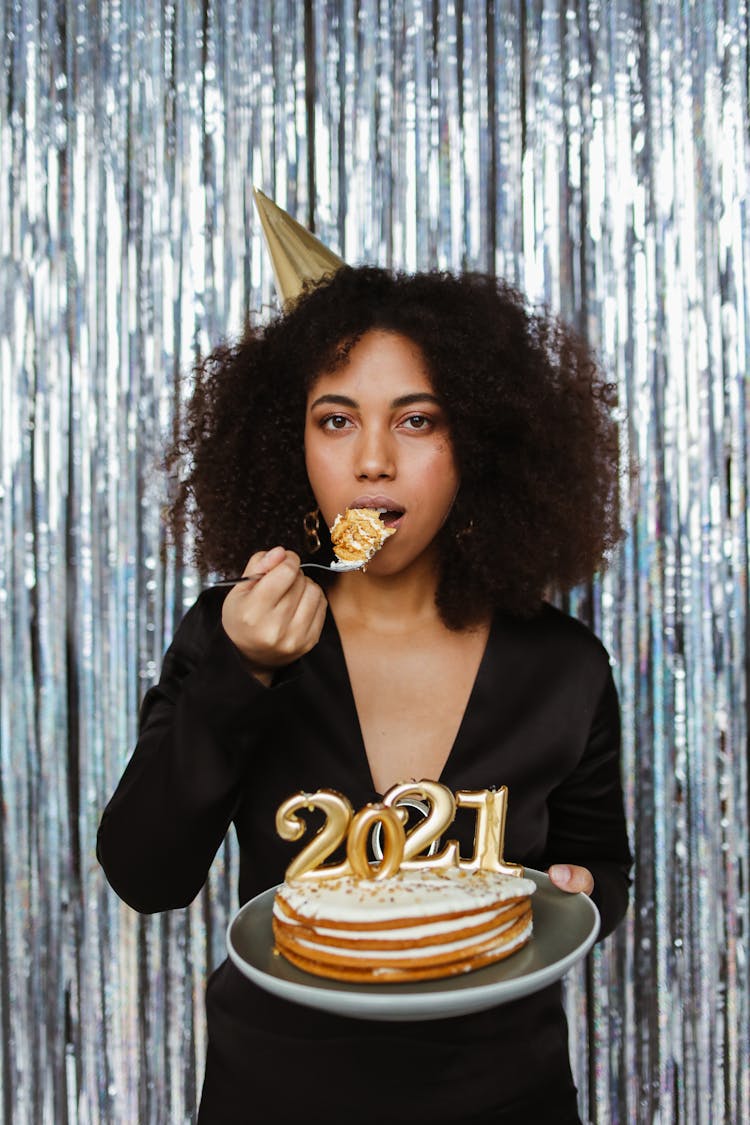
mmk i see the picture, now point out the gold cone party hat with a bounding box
[253,188,344,305]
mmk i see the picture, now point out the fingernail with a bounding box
[549,864,571,884]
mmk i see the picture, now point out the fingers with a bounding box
[228,549,304,620]
[547,864,594,895]
[222,547,327,672]
[294,578,329,656]
[239,548,302,605]
[241,545,287,579]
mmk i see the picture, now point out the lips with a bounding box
[350,495,405,529]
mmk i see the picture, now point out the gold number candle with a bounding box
[346,804,405,879]
[382,780,460,869]
[455,787,524,876]
[275,790,354,881]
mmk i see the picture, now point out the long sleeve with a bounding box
[541,666,633,938]
[96,590,295,912]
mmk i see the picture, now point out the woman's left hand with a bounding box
[547,864,594,895]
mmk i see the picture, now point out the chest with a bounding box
[234,612,599,898]
[339,623,490,793]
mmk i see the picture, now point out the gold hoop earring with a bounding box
[303,508,321,553]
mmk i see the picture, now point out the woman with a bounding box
[97,267,632,1123]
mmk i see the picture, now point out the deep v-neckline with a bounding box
[323,607,496,795]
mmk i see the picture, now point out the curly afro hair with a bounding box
[167,267,623,629]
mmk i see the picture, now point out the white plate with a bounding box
[226,869,600,1022]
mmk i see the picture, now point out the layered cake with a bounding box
[329,507,395,568]
[272,867,536,983]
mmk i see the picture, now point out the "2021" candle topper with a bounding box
[275,780,523,882]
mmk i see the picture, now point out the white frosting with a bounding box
[278,905,502,941]
[276,868,536,925]
[288,913,529,962]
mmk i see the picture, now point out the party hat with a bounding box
[253,188,344,305]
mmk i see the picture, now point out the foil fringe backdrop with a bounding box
[0,1,748,1121]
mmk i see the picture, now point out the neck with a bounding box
[327,549,442,633]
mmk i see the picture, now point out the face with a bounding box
[304,330,459,575]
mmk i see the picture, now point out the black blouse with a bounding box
[98,590,632,1124]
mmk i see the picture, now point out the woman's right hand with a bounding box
[221,547,328,685]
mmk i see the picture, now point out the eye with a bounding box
[401,413,432,431]
[321,413,353,431]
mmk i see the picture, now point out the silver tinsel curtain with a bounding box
[1,1,748,1122]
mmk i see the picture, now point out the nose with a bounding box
[355,425,396,480]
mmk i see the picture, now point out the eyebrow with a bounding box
[309,392,443,410]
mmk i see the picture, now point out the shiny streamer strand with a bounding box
[0,1,748,1121]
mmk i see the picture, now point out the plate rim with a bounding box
[225,868,601,1020]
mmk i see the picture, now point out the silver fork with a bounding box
[211,560,364,588]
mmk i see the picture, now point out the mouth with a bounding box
[350,495,405,530]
